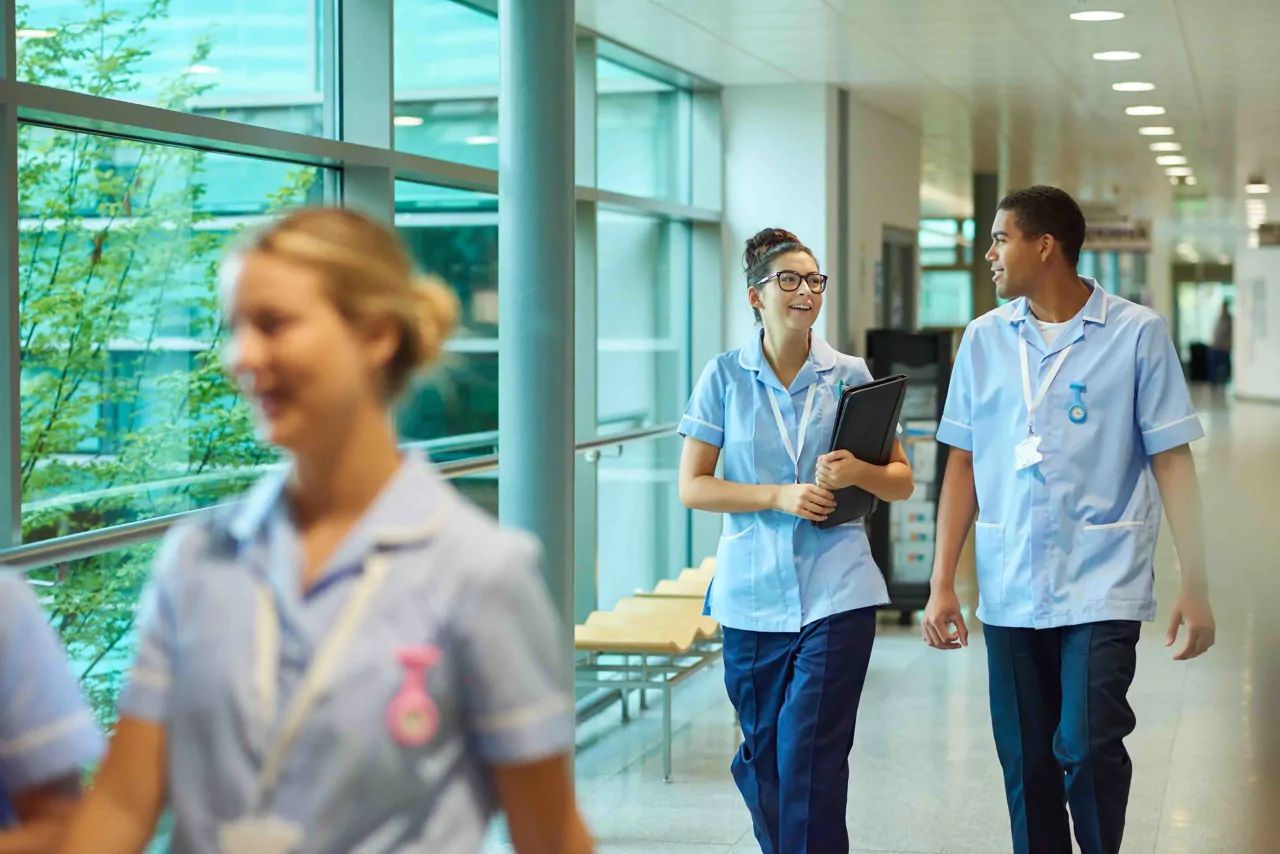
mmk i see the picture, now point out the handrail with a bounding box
[0,424,676,573]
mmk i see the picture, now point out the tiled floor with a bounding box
[493,388,1280,854]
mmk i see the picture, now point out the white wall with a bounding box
[720,85,923,357]
[722,84,839,350]
[1234,247,1280,402]
[843,96,923,354]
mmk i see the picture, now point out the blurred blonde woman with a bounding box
[59,208,592,854]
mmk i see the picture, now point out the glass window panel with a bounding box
[918,269,974,328]
[596,210,690,430]
[596,58,686,202]
[27,545,155,729]
[919,219,961,267]
[594,433,688,611]
[393,0,499,169]
[19,1,328,137]
[393,181,499,505]
[19,125,325,544]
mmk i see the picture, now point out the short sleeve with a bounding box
[0,573,103,792]
[115,532,184,724]
[456,539,574,765]
[1135,315,1204,455]
[679,359,727,448]
[936,326,976,452]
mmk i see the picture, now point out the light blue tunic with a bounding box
[0,573,103,824]
[936,280,1205,629]
[119,453,574,853]
[680,330,891,634]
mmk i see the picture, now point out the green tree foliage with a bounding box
[16,0,316,725]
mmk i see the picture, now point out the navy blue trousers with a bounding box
[985,621,1141,854]
[722,608,876,854]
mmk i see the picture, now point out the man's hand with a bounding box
[922,587,969,650]
[1167,587,1215,660]
[815,450,865,492]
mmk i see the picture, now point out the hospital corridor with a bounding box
[5,2,1280,854]
[489,389,1279,854]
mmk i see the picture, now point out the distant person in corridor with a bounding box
[678,228,914,853]
[923,186,1216,854]
[1210,300,1233,385]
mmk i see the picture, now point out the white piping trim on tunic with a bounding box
[472,694,573,733]
[1083,521,1145,531]
[941,416,972,431]
[127,667,172,689]
[1142,413,1198,435]
[0,710,94,758]
[681,415,724,433]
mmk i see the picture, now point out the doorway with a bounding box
[881,225,918,330]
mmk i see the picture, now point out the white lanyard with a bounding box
[1019,337,1073,436]
[766,384,818,483]
[248,499,452,812]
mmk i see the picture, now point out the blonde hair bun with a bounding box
[235,207,463,399]
[410,275,460,368]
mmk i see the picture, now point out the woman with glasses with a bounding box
[677,228,913,853]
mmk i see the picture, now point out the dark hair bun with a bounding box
[743,228,802,271]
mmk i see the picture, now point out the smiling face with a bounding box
[986,207,1052,301]
[225,251,397,456]
[748,250,823,334]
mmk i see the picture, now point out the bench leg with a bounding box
[640,658,649,711]
[662,684,672,783]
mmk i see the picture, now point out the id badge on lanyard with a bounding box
[1016,338,1073,472]
[767,383,818,484]
[221,497,453,854]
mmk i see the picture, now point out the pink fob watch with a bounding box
[386,645,442,746]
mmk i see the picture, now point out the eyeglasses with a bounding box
[755,270,828,294]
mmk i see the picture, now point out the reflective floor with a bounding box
[494,388,1280,854]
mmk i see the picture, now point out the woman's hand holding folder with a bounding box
[815,450,864,492]
[773,483,836,523]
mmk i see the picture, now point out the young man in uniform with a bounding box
[922,186,1215,854]
[0,573,102,853]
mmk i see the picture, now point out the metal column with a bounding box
[1,0,21,549]
[498,0,576,634]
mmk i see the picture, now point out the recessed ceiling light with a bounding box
[465,135,499,145]
[1246,183,1271,194]
[1169,177,1179,186]
[1139,126,1176,136]
[1185,175,1198,186]
[186,64,220,74]
[1165,167,1193,177]
[1113,81,1156,92]
[1149,142,1182,152]
[1071,10,1126,21]
[1156,155,1188,166]
[1126,106,1166,116]
[1094,50,1142,61]
[16,28,57,39]
[393,116,424,127]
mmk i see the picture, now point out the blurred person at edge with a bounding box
[56,208,593,854]
[0,573,104,853]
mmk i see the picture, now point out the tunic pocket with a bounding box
[1080,521,1151,601]
[713,521,761,617]
[974,522,1005,606]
